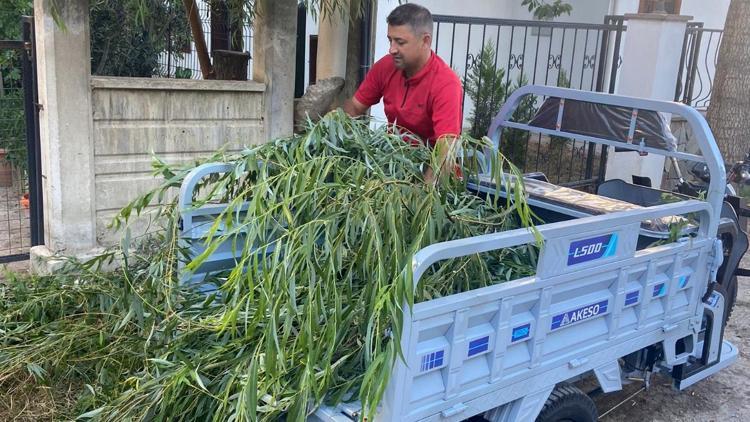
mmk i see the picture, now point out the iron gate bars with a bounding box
[432,14,625,190]
[0,16,43,263]
[675,22,723,109]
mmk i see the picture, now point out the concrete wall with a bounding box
[90,77,265,245]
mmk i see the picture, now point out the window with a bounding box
[638,0,682,14]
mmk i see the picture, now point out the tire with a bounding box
[713,281,736,325]
[721,275,738,323]
[535,384,598,422]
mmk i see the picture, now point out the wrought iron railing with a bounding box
[675,23,723,109]
[432,14,626,189]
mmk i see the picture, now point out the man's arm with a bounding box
[428,75,463,182]
[345,57,385,117]
[343,97,369,117]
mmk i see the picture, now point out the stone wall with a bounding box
[90,76,265,245]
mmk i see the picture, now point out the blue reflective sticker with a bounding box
[420,350,444,372]
[652,283,666,298]
[511,324,531,342]
[551,300,609,330]
[708,292,721,308]
[567,233,618,266]
[679,275,689,289]
[467,336,490,357]
[624,290,640,306]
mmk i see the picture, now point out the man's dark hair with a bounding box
[386,3,433,36]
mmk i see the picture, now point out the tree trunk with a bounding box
[183,0,214,79]
[343,0,363,100]
[705,0,750,165]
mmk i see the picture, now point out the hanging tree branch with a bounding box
[183,0,215,79]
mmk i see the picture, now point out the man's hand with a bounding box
[424,135,460,186]
[343,97,368,117]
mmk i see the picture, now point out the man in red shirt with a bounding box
[343,3,463,181]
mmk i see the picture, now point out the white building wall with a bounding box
[301,1,729,123]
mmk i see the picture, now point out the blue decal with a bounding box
[652,283,667,298]
[468,336,490,357]
[708,292,721,308]
[420,350,444,372]
[679,275,690,289]
[551,300,609,330]
[624,290,640,307]
[511,324,531,342]
[567,233,618,266]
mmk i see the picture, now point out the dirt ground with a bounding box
[593,251,750,421]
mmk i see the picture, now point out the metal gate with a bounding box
[674,22,723,109]
[0,16,43,263]
[432,14,626,190]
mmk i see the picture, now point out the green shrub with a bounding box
[465,42,538,168]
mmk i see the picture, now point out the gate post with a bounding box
[253,0,298,139]
[30,0,97,272]
[604,13,692,187]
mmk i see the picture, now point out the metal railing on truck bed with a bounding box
[177,85,737,422]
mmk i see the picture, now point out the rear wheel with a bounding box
[722,275,738,322]
[535,384,597,422]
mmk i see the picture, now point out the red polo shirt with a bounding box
[354,52,463,145]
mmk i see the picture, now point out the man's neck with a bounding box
[404,51,432,78]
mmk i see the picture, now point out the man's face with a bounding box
[387,24,431,71]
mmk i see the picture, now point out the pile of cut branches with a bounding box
[0,111,538,421]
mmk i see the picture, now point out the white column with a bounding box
[31,0,97,269]
[316,0,350,81]
[253,0,298,139]
[605,13,691,187]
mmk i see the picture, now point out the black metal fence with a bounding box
[158,0,253,79]
[674,23,723,109]
[0,15,43,262]
[432,15,626,189]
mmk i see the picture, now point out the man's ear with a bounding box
[422,33,432,49]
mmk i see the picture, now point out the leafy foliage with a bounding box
[521,0,573,20]
[0,0,31,40]
[1,112,539,421]
[90,1,191,77]
[464,43,538,167]
[500,73,538,167]
[0,1,32,172]
[0,89,26,172]
[466,41,509,139]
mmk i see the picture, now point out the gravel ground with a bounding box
[593,251,750,421]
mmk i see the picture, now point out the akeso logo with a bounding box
[567,233,618,265]
[551,300,609,330]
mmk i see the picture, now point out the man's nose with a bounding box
[389,42,398,55]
